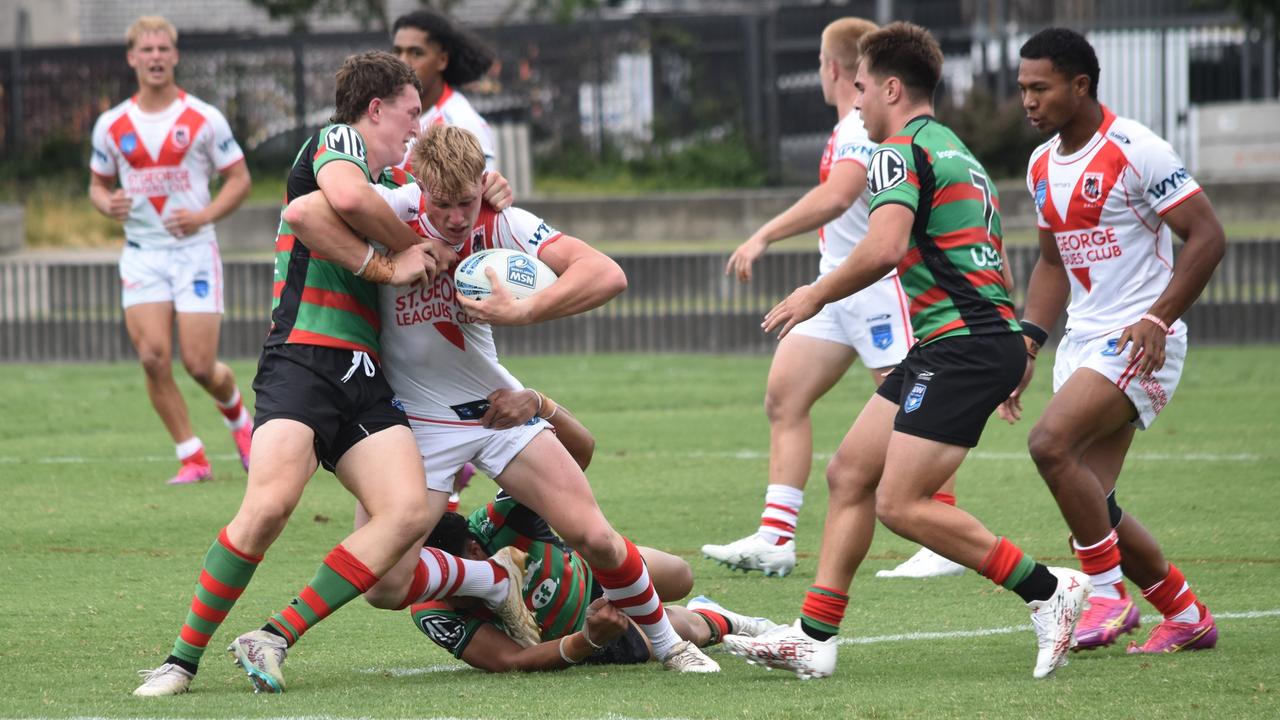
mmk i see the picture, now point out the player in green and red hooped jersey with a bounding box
[723,22,1090,681]
[134,52,515,698]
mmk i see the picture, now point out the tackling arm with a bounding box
[315,160,425,252]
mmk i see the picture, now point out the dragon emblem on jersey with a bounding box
[867,148,907,195]
[1081,172,1105,204]
[172,125,191,149]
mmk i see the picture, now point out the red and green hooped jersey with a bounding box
[412,494,595,658]
[866,116,1019,344]
[266,123,408,357]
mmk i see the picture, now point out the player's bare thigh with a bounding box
[226,418,319,554]
[175,312,224,382]
[826,393,897,499]
[124,302,176,368]
[1030,368,1137,465]
[334,424,434,569]
[765,334,858,417]
[638,546,693,601]
[496,430,623,566]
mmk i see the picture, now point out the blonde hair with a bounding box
[411,125,486,201]
[822,18,878,75]
[126,16,178,49]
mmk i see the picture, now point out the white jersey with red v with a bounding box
[370,180,563,423]
[89,90,244,248]
[1027,106,1200,339]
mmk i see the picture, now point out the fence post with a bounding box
[761,10,781,186]
[9,7,28,157]
[742,13,764,152]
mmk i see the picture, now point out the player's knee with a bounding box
[136,348,171,377]
[763,387,806,424]
[874,493,908,532]
[826,461,875,506]
[383,501,434,542]
[571,526,624,568]
[363,577,409,610]
[665,561,694,600]
[1027,422,1071,473]
[182,358,218,387]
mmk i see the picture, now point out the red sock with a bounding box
[1142,563,1198,620]
[800,584,848,637]
[181,447,210,466]
[1073,530,1124,592]
[692,608,731,642]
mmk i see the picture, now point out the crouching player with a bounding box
[413,391,775,671]
[283,124,720,672]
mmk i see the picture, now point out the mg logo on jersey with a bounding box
[867,148,907,195]
[1081,172,1104,204]
[506,254,536,289]
[530,578,559,609]
[323,125,366,161]
[904,383,927,413]
[171,125,191,149]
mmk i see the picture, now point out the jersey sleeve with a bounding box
[411,602,489,660]
[89,115,116,178]
[1027,155,1049,230]
[369,181,422,222]
[205,106,245,172]
[314,124,371,179]
[1133,138,1201,216]
[866,142,920,214]
[496,207,562,257]
[832,117,875,169]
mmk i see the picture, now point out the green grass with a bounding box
[1,349,1278,719]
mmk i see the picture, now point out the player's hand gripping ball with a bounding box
[454,248,557,300]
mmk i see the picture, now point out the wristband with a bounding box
[355,245,375,277]
[541,394,560,422]
[1140,313,1170,333]
[358,253,395,284]
[531,390,544,418]
[1020,320,1049,348]
[581,623,602,649]
[558,635,581,664]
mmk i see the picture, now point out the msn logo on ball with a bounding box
[506,255,537,290]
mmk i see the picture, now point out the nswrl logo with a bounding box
[506,255,536,289]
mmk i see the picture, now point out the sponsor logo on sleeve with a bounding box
[1147,167,1191,202]
[323,125,366,161]
[867,147,907,195]
[218,136,237,154]
[1034,179,1047,213]
[528,221,555,249]
[506,254,537,289]
[92,147,109,164]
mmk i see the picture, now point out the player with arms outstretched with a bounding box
[1008,28,1224,654]
[89,16,253,485]
[703,17,962,581]
[722,22,1090,681]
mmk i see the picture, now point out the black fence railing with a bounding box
[2,241,1277,362]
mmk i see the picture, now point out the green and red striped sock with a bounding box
[980,536,1056,603]
[265,544,379,645]
[169,527,261,668]
[799,584,848,641]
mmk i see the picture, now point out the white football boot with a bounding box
[723,619,838,680]
[1030,567,1093,679]
[661,640,721,673]
[132,663,194,697]
[228,629,288,693]
[488,547,541,648]
[686,595,779,638]
[875,546,966,578]
[700,534,796,577]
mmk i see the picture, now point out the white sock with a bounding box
[175,437,203,461]
[415,547,509,607]
[758,484,803,544]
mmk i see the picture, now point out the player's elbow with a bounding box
[282,196,315,233]
[599,261,628,298]
[570,434,596,471]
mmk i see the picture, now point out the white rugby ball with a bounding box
[454,248,557,300]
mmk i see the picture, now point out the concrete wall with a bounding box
[1195,101,1280,183]
[212,179,1276,253]
[0,204,24,255]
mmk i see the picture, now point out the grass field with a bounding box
[1,349,1278,719]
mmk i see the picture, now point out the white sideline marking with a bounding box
[840,608,1280,646]
[46,716,691,720]
[0,449,1262,466]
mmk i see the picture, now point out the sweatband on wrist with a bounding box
[1141,313,1170,333]
[1020,320,1049,347]
[355,245,375,277]
[558,635,581,664]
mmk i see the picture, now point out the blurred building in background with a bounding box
[2,0,1276,184]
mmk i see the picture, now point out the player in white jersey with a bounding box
[88,16,253,486]
[702,18,962,580]
[281,124,720,673]
[392,10,497,173]
[1006,28,1225,654]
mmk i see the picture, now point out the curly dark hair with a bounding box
[1020,27,1101,99]
[424,511,480,558]
[392,10,496,86]
[332,50,422,125]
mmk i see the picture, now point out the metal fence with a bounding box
[2,2,1270,184]
[2,240,1277,362]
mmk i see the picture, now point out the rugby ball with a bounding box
[453,248,557,300]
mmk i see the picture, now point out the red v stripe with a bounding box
[1070,266,1093,291]
[107,98,207,216]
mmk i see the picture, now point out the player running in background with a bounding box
[133,52,520,697]
[702,17,963,581]
[89,16,253,485]
[393,9,497,172]
[411,392,775,671]
[283,124,720,672]
[722,23,1090,680]
[1005,28,1224,654]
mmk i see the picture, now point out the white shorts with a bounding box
[409,417,550,493]
[790,275,912,368]
[1052,322,1187,430]
[119,239,223,312]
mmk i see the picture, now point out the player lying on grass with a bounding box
[281,124,719,672]
[417,499,777,671]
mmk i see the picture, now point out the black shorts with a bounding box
[581,580,651,665]
[875,332,1024,448]
[252,344,409,472]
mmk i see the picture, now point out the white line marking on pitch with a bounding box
[0,449,1262,466]
[840,608,1280,646]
